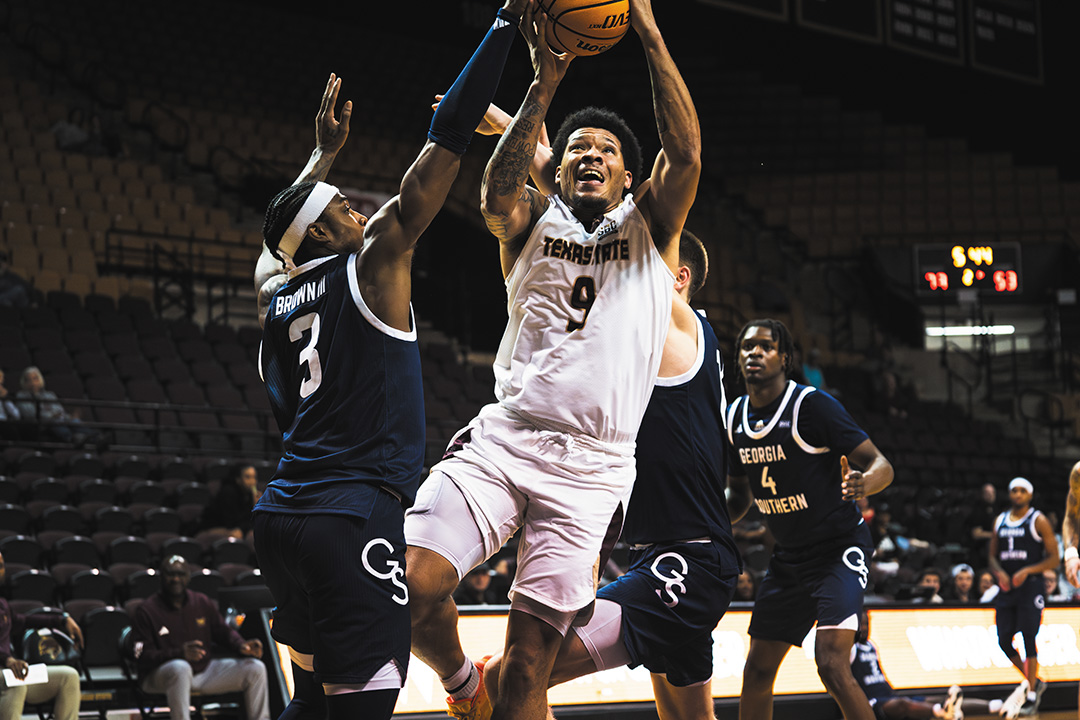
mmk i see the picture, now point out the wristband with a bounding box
[1065,546,1078,562]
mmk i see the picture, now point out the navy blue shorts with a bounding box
[598,538,740,686]
[748,524,873,647]
[995,576,1044,657]
[252,487,410,685]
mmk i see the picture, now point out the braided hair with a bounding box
[550,107,642,195]
[733,318,795,385]
[262,181,317,262]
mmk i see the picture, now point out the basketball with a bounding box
[539,0,631,57]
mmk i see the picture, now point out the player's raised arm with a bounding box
[256,73,351,326]
[1065,462,1080,586]
[629,0,701,264]
[481,4,573,276]
[358,1,526,323]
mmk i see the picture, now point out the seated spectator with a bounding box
[202,463,260,542]
[0,551,84,720]
[0,252,35,308]
[873,368,911,419]
[733,570,757,603]
[453,563,497,606]
[14,367,85,444]
[131,556,269,720]
[911,567,945,604]
[947,563,977,603]
[801,347,827,390]
[977,568,999,603]
[1044,568,1072,602]
[487,556,514,605]
[965,483,999,568]
[0,369,20,440]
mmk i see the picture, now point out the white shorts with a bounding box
[405,404,635,614]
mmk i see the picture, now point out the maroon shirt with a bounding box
[0,598,67,663]
[131,589,245,677]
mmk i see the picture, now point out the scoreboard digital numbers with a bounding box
[886,0,964,64]
[970,0,1043,84]
[915,242,1021,297]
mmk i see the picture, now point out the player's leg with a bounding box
[404,464,524,709]
[651,675,715,720]
[815,628,874,720]
[278,649,326,720]
[880,697,936,719]
[739,637,791,720]
[252,512,326,719]
[995,604,1026,678]
[491,606,571,720]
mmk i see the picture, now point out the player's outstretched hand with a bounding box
[522,1,574,85]
[840,455,865,501]
[316,73,351,156]
[1066,555,1080,587]
[502,0,529,18]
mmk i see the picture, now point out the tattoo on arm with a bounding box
[489,112,540,198]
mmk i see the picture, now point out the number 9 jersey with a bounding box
[494,194,673,445]
[259,253,425,514]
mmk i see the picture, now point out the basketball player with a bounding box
[436,100,746,720]
[852,610,998,720]
[987,477,1057,718]
[1061,460,1080,711]
[404,1,701,719]
[251,4,525,717]
[726,319,894,720]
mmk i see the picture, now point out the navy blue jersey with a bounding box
[994,508,1047,577]
[851,640,893,701]
[624,311,735,549]
[726,381,868,549]
[258,253,425,514]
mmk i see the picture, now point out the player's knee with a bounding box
[741,654,779,688]
[499,647,549,694]
[405,550,458,620]
[813,653,851,689]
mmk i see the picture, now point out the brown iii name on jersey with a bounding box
[542,236,630,266]
[274,275,328,316]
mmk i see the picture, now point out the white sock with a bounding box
[443,658,479,701]
[989,699,1004,713]
[1026,691,1037,702]
[932,702,943,717]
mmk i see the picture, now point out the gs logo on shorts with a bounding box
[843,546,869,589]
[650,552,690,608]
[363,538,409,605]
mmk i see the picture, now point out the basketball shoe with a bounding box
[447,655,493,720]
[999,679,1028,719]
[941,684,964,720]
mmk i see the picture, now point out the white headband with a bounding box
[1009,477,1033,493]
[277,181,340,259]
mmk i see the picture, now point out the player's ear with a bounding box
[623,170,632,190]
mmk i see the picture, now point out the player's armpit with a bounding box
[726,473,753,523]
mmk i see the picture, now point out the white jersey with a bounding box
[494,194,673,444]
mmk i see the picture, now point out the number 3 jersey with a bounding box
[259,253,425,515]
[494,194,673,445]
[726,381,868,550]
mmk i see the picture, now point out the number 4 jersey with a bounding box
[259,254,425,514]
[726,381,868,549]
[494,194,673,445]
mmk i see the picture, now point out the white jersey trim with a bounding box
[792,385,829,455]
[286,254,335,279]
[996,507,1041,541]
[742,380,798,440]
[346,251,417,342]
[656,310,704,388]
[725,396,740,446]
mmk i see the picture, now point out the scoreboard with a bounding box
[914,242,1021,297]
[701,0,1043,83]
